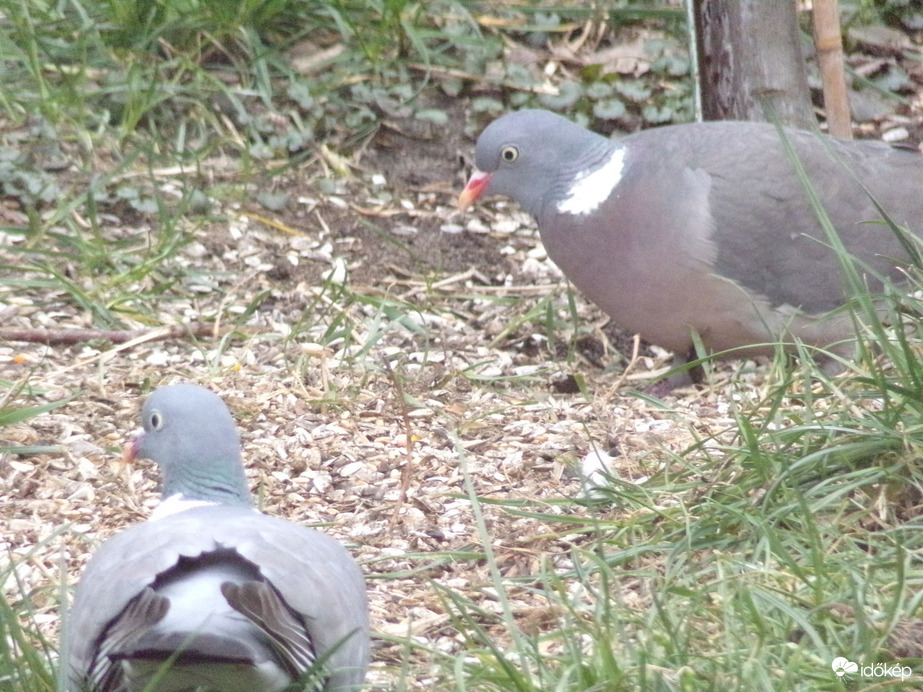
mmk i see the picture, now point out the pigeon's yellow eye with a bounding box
[501,146,519,163]
[149,410,164,431]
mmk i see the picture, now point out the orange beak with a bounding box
[122,434,142,464]
[457,170,492,211]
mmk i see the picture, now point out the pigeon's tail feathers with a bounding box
[111,630,260,664]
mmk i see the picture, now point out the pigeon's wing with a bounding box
[203,506,371,690]
[63,518,214,691]
[677,122,923,314]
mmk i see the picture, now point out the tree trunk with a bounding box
[693,0,816,129]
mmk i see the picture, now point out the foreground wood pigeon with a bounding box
[459,109,923,382]
[61,383,370,692]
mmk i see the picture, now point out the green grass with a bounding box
[382,336,923,689]
[1,544,59,692]
[0,381,75,455]
[0,0,693,330]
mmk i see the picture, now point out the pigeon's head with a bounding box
[125,383,251,506]
[458,109,610,217]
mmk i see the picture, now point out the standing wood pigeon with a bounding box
[61,383,370,692]
[459,109,923,382]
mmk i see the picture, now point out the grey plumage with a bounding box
[61,384,370,692]
[459,109,923,379]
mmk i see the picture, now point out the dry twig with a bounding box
[0,323,215,346]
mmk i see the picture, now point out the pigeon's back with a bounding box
[62,504,370,692]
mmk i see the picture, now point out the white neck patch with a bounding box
[556,147,626,216]
[150,494,218,521]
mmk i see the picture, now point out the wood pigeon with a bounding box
[459,109,923,383]
[61,383,370,692]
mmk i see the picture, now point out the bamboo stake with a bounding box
[813,0,853,138]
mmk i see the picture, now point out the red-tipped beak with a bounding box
[458,170,492,211]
